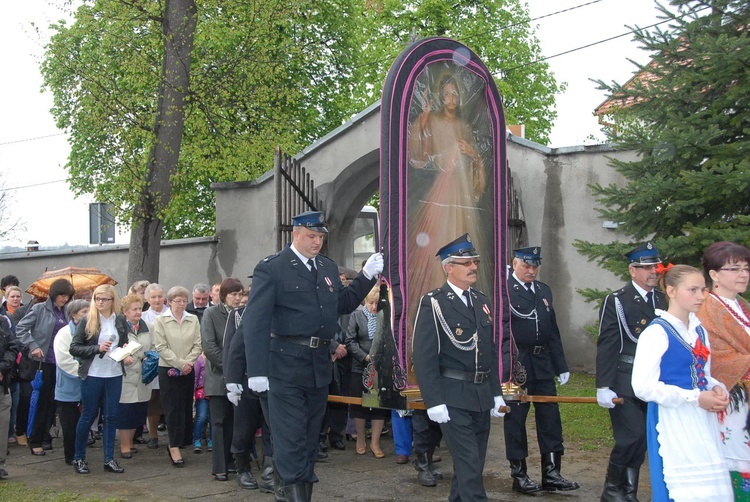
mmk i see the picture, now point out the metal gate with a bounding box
[274,147,323,251]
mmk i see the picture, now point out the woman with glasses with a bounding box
[70,284,127,474]
[154,286,202,467]
[697,241,750,498]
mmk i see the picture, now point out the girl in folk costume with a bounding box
[632,264,733,501]
[697,241,750,499]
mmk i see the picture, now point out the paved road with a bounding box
[5,419,650,501]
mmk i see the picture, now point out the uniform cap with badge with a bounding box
[293,210,328,233]
[625,241,661,266]
[514,246,542,266]
[436,233,479,261]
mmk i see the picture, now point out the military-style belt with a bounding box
[618,354,635,364]
[517,344,548,355]
[270,333,330,349]
[440,367,490,384]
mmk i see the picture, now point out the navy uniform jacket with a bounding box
[244,246,376,389]
[509,277,568,381]
[596,282,666,398]
[412,283,502,412]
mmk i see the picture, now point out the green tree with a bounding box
[41,0,559,282]
[576,0,750,302]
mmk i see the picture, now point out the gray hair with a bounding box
[65,299,91,319]
[192,283,210,294]
[167,286,190,302]
[144,283,164,297]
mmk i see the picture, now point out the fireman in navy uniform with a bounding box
[504,246,579,494]
[596,242,665,502]
[243,211,383,502]
[412,234,506,502]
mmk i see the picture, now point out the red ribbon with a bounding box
[693,337,710,360]
[655,262,674,275]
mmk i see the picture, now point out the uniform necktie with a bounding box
[463,290,472,309]
[525,282,532,292]
[308,258,317,281]
[646,291,653,307]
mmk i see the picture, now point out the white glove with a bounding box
[247,376,270,393]
[597,387,618,409]
[426,404,451,424]
[226,383,243,406]
[491,395,507,418]
[362,253,384,280]
[557,372,570,386]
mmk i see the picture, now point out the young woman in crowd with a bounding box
[632,264,732,501]
[70,284,126,475]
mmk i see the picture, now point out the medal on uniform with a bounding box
[325,276,333,292]
[482,304,491,318]
[543,298,550,312]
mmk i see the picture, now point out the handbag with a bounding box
[141,350,159,384]
[17,349,40,382]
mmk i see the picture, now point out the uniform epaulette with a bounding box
[262,252,281,262]
[426,288,443,297]
[316,253,335,264]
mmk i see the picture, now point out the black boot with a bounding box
[510,459,542,494]
[273,461,287,502]
[622,466,640,502]
[414,452,437,487]
[235,453,259,490]
[427,447,443,480]
[600,462,628,502]
[283,483,307,502]
[258,455,275,493]
[541,452,579,491]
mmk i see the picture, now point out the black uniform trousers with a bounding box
[440,405,491,502]
[413,409,442,454]
[231,389,264,455]
[208,396,234,475]
[268,375,328,484]
[503,378,563,460]
[609,395,647,467]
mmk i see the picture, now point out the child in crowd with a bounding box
[632,264,732,501]
[193,353,211,453]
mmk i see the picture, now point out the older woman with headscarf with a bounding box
[15,278,75,456]
[154,286,202,468]
[53,299,90,465]
[117,294,154,459]
[70,284,127,475]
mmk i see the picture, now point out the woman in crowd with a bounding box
[0,309,19,479]
[201,277,244,482]
[16,278,75,456]
[117,294,154,459]
[70,284,127,475]
[1,285,22,446]
[697,241,750,498]
[53,299,90,465]
[141,283,167,448]
[345,285,389,458]
[1,286,22,320]
[632,265,732,500]
[154,286,202,467]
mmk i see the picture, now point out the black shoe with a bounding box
[30,448,46,456]
[104,459,124,473]
[317,448,328,459]
[214,473,228,481]
[330,440,345,451]
[157,423,166,432]
[168,449,185,468]
[318,440,328,453]
[74,459,90,474]
[146,438,159,449]
[541,452,579,491]
[0,468,8,479]
[41,441,53,451]
[510,459,542,494]
[121,451,133,459]
[134,436,148,445]
[93,431,102,440]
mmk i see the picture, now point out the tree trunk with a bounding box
[127,0,197,285]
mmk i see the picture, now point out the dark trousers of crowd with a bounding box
[159,369,194,448]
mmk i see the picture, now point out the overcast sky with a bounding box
[0,0,661,248]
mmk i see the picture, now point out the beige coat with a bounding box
[119,320,154,404]
[153,310,202,370]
